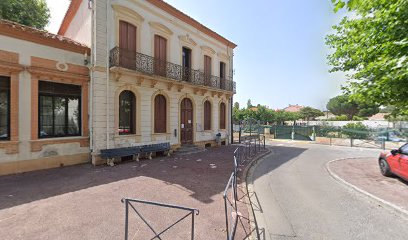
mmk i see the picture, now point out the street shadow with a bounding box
[0,145,240,210]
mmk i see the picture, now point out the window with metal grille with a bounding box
[39,81,81,138]
[119,90,136,135]
[0,76,10,140]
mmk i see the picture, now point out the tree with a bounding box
[326,94,379,120]
[326,95,359,120]
[233,102,240,110]
[299,107,324,121]
[326,0,408,116]
[246,99,252,109]
[0,0,50,29]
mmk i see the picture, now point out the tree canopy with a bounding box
[326,0,408,116]
[0,0,50,29]
[299,107,324,121]
[326,94,379,120]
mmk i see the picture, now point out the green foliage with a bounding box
[352,116,368,121]
[0,0,50,29]
[326,0,408,116]
[316,125,341,138]
[326,94,379,120]
[233,102,239,110]
[246,99,252,109]
[299,107,324,121]
[326,95,359,120]
[342,122,369,139]
[328,115,349,121]
[232,105,302,125]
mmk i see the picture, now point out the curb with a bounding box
[326,157,408,220]
[241,148,272,240]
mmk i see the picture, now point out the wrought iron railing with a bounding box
[110,47,236,93]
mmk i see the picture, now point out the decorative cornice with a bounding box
[149,21,173,35]
[112,4,145,23]
[178,34,197,47]
[200,46,216,55]
[217,52,229,61]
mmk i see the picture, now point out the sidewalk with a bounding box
[0,146,251,240]
[329,157,408,214]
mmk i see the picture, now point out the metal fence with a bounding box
[223,137,266,240]
[122,198,199,240]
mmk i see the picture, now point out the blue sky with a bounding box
[46,0,347,110]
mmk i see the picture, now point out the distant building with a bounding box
[368,113,387,121]
[283,104,303,113]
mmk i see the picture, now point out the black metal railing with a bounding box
[224,139,266,240]
[110,47,236,93]
[122,198,199,240]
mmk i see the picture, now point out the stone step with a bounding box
[174,145,206,155]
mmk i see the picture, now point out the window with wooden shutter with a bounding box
[119,21,137,68]
[220,102,226,129]
[154,94,167,133]
[204,100,211,130]
[220,62,226,90]
[204,55,211,86]
[154,35,167,77]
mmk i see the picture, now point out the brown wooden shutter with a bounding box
[204,55,211,86]
[119,21,136,68]
[220,103,226,129]
[204,101,211,130]
[154,94,166,133]
[154,35,167,76]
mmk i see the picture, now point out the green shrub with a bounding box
[342,122,369,139]
[328,115,348,121]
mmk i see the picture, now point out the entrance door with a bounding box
[180,98,193,144]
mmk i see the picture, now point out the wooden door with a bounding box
[119,21,136,69]
[180,98,193,144]
[154,35,167,76]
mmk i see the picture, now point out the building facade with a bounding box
[0,20,90,175]
[0,0,236,174]
[59,0,237,164]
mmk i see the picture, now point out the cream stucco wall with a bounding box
[89,0,234,158]
[0,35,89,164]
[64,0,92,46]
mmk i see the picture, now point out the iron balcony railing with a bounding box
[109,46,236,93]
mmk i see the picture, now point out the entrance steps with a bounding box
[174,144,206,155]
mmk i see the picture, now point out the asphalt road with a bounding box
[252,142,408,240]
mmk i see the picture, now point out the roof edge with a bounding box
[58,0,82,35]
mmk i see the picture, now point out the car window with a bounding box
[400,144,408,155]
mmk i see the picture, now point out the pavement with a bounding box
[0,145,253,240]
[329,157,408,214]
[250,141,408,240]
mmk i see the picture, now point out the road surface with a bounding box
[252,142,408,240]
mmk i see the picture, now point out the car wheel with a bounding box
[379,158,392,177]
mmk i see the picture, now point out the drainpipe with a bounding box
[89,0,96,153]
[106,0,110,149]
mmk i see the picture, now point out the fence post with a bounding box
[381,139,385,150]
[191,211,195,240]
[124,199,129,240]
[350,138,353,147]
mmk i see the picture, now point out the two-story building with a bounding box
[59,0,237,164]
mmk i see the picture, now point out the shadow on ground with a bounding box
[0,146,239,210]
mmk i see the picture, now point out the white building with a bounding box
[59,0,237,164]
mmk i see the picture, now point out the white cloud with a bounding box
[45,0,70,34]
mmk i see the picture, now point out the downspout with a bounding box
[89,0,96,153]
[106,0,110,149]
[228,44,234,144]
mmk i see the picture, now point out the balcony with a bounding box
[109,47,236,93]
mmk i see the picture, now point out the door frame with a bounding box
[179,96,195,145]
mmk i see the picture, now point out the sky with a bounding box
[45,0,347,110]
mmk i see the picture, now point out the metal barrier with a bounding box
[122,198,199,240]
[224,138,267,240]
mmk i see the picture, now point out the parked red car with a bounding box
[379,143,408,181]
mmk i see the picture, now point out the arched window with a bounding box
[220,102,226,129]
[154,94,167,133]
[204,100,211,130]
[119,90,136,135]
